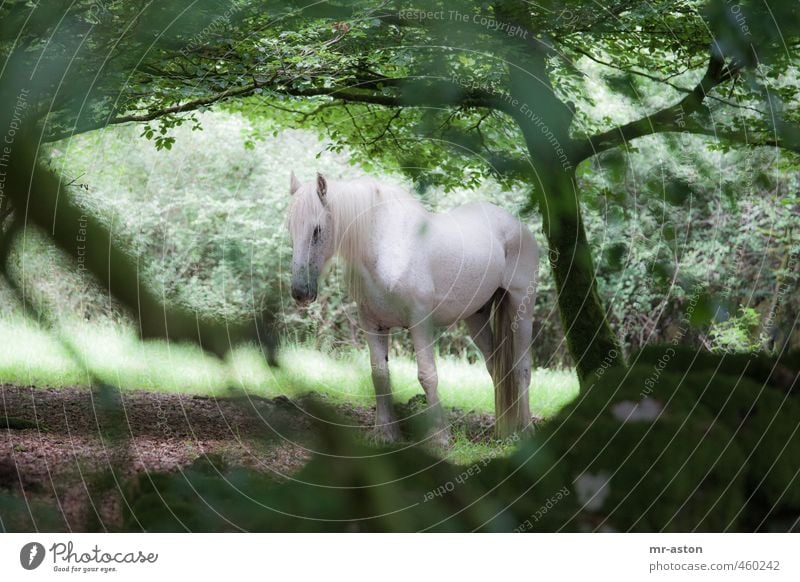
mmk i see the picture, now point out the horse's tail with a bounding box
[490,288,526,438]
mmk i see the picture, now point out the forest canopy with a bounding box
[2,0,797,371]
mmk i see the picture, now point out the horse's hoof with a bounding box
[371,423,401,444]
[426,427,451,449]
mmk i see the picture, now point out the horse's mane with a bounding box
[288,176,423,264]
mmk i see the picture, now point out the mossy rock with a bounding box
[120,375,799,532]
[0,492,63,531]
[474,439,576,531]
[506,365,748,531]
[634,345,800,512]
[707,384,800,512]
[743,394,800,511]
[123,439,514,532]
[634,344,800,391]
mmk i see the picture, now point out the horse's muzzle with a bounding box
[291,285,317,305]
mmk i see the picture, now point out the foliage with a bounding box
[30,109,798,365]
[3,0,800,376]
[5,0,797,172]
[709,305,766,353]
[585,133,800,357]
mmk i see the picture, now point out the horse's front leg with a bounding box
[410,323,450,446]
[364,324,401,443]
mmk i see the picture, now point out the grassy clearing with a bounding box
[0,317,578,416]
[0,316,579,463]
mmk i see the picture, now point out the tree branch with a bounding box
[565,44,763,115]
[285,78,510,113]
[574,50,744,161]
[43,74,280,142]
[679,120,800,154]
[43,75,509,143]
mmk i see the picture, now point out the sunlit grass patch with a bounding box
[0,318,89,387]
[0,316,579,419]
[445,431,522,466]
[228,345,579,419]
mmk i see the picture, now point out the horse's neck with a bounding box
[335,200,380,265]
[334,196,422,292]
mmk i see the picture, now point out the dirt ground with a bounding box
[0,384,498,531]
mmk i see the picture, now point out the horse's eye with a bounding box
[312,226,321,244]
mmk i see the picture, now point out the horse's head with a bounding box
[286,171,335,305]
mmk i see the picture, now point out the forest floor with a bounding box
[0,318,577,531]
[0,383,524,531]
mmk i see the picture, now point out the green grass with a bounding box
[0,317,578,416]
[0,316,579,463]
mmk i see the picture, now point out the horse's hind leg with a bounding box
[506,288,533,430]
[410,323,450,446]
[364,325,401,443]
[465,306,494,376]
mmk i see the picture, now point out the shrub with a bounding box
[708,306,767,354]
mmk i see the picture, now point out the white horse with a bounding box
[287,172,539,444]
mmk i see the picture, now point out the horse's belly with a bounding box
[358,201,516,327]
[357,288,409,328]
[358,252,501,327]
[428,248,504,325]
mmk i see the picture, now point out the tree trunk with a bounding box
[503,56,625,384]
[538,168,624,384]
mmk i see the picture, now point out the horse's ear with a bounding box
[316,172,327,204]
[290,171,300,195]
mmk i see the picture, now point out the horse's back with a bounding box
[414,202,537,322]
[442,201,525,233]
[430,202,515,258]
[439,202,537,264]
